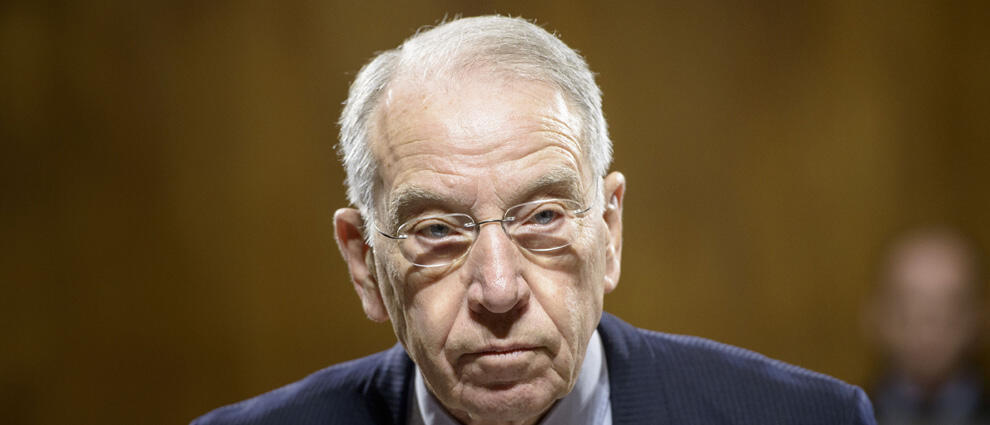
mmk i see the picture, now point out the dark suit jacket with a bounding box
[193,312,876,424]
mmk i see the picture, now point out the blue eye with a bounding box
[426,223,451,238]
[410,220,455,240]
[531,208,560,225]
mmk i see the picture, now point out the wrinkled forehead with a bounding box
[377,70,583,140]
[368,72,595,217]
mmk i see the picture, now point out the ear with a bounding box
[333,208,389,322]
[602,171,626,294]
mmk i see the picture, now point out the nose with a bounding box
[466,221,530,315]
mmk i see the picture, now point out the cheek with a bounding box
[391,267,467,366]
[570,225,610,334]
[529,226,609,352]
[375,258,410,347]
[566,222,609,302]
[410,281,464,341]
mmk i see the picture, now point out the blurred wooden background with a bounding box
[2,1,988,424]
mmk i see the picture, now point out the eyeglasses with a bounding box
[376,198,593,268]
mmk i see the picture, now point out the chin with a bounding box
[456,380,563,422]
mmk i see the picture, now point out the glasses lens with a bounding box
[398,214,474,267]
[505,199,583,252]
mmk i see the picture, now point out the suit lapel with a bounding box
[371,344,416,425]
[599,312,672,425]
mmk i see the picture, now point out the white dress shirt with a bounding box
[408,330,612,425]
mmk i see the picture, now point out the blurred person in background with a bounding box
[867,227,989,424]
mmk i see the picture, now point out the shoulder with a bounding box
[599,313,876,424]
[645,329,862,404]
[191,345,412,425]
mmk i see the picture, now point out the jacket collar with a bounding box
[598,312,672,424]
[373,343,415,425]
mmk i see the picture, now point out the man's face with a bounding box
[878,239,980,387]
[360,72,619,423]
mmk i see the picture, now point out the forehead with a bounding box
[885,238,978,304]
[371,72,591,218]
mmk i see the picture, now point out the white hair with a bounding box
[337,15,612,239]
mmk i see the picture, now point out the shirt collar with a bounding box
[408,329,611,425]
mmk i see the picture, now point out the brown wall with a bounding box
[2,1,988,424]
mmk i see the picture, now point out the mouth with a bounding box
[471,345,539,357]
[456,344,547,384]
[463,345,542,370]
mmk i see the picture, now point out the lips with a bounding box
[473,345,539,356]
[458,344,543,383]
[450,339,549,375]
[457,344,542,366]
[463,344,541,371]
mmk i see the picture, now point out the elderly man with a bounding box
[194,16,875,425]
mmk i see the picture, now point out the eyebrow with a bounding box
[385,167,587,228]
[385,187,455,231]
[513,167,585,206]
